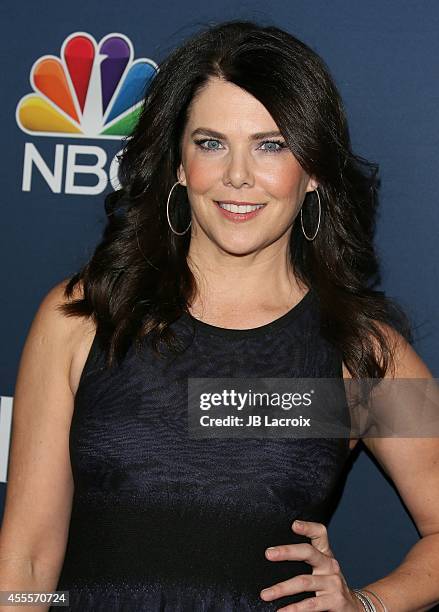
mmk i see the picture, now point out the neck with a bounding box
[186,231,307,314]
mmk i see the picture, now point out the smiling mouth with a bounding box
[214,201,266,214]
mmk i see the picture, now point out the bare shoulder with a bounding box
[60,279,97,397]
[34,278,97,397]
[371,321,432,379]
[343,322,431,378]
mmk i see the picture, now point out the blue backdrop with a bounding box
[1,0,437,598]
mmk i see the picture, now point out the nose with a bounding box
[222,150,255,188]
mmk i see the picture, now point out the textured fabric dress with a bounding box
[52,287,352,611]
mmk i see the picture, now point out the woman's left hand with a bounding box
[260,519,363,611]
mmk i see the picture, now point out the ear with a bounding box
[305,175,319,193]
[177,163,187,186]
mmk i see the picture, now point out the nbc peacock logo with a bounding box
[16,32,158,194]
[16,32,158,139]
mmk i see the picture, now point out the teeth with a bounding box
[218,202,264,213]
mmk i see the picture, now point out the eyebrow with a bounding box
[190,128,284,141]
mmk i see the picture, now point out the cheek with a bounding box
[261,163,303,200]
[184,157,217,194]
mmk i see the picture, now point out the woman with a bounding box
[1,18,438,612]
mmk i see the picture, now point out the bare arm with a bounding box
[353,329,439,611]
[0,279,86,611]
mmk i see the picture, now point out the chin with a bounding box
[214,237,264,256]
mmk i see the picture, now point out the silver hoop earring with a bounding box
[300,188,321,241]
[167,181,191,236]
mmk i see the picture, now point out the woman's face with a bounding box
[178,77,318,255]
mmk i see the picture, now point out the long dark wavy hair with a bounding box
[59,18,413,379]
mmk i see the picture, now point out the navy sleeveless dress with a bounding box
[53,287,351,611]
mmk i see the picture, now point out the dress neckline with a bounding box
[181,287,314,339]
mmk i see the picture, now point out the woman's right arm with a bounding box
[0,280,84,611]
